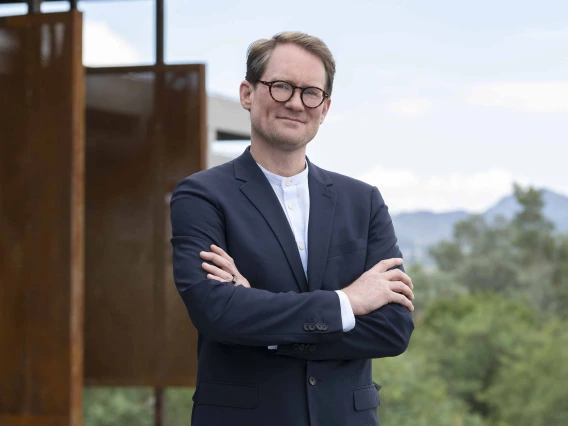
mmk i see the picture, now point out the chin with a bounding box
[252,123,315,152]
[269,133,311,152]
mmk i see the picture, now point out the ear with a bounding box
[319,97,332,124]
[240,80,254,111]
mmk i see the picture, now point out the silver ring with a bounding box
[231,275,238,285]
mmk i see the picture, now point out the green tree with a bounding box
[428,184,568,316]
[419,293,536,420]
[405,262,467,316]
[511,183,555,265]
[83,387,194,426]
[374,339,484,426]
[84,388,154,426]
[552,235,568,318]
[484,320,568,426]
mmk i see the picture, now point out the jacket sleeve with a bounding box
[170,176,344,346]
[275,186,414,360]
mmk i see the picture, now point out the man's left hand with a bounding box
[200,245,251,288]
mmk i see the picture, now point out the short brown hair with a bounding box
[245,31,336,95]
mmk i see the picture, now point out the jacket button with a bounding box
[308,323,316,331]
[322,324,328,330]
[309,376,317,386]
[309,344,316,352]
[293,343,299,351]
[316,322,323,330]
[298,343,305,351]
[304,323,310,331]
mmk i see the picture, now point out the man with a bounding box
[170,31,414,426]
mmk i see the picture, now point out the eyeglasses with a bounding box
[258,80,329,109]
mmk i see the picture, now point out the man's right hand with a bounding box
[341,258,414,315]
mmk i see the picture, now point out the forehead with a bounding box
[262,43,326,88]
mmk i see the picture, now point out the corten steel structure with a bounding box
[0,1,206,425]
[0,10,85,426]
[83,64,205,387]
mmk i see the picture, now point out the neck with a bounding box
[250,141,307,177]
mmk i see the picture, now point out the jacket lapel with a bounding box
[235,148,309,293]
[306,162,336,292]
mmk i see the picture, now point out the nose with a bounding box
[285,87,304,111]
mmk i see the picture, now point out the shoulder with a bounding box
[181,161,234,185]
[328,170,373,192]
[173,161,235,192]
[170,161,237,211]
[310,163,387,211]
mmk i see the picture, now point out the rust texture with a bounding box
[0,10,85,426]
[83,64,206,387]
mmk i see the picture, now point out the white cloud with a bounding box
[357,167,523,213]
[522,27,568,41]
[386,98,435,117]
[467,82,568,113]
[375,69,399,79]
[83,21,144,67]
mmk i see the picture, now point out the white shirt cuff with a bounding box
[335,290,356,332]
[268,345,277,350]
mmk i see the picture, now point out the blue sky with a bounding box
[2,0,567,213]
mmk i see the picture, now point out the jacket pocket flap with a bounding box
[328,238,367,258]
[195,381,258,409]
[353,385,380,411]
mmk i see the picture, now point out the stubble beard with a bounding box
[251,121,313,154]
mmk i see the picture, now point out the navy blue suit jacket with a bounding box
[170,147,414,426]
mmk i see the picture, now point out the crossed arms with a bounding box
[170,177,414,360]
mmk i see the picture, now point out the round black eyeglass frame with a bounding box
[258,80,330,108]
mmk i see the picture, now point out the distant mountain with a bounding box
[393,210,469,250]
[484,189,568,232]
[392,189,568,265]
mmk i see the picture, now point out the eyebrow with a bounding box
[270,77,324,89]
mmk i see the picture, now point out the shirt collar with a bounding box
[256,161,309,187]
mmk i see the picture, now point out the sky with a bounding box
[2,0,567,213]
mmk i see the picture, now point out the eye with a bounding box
[304,88,322,98]
[273,81,292,90]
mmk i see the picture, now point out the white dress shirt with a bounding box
[256,162,356,350]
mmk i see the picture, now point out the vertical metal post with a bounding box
[154,0,166,418]
[154,387,166,426]
[69,0,78,10]
[156,0,164,65]
[27,0,41,14]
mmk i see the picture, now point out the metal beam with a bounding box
[154,387,166,426]
[27,0,41,13]
[156,0,164,65]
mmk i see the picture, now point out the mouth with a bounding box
[277,116,305,123]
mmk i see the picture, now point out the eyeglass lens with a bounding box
[270,81,324,108]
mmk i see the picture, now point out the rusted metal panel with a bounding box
[0,10,84,426]
[0,415,69,426]
[84,64,206,387]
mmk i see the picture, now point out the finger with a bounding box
[390,281,414,300]
[389,291,414,311]
[199,251,215,263]
[384,269,413,289]
[200,252,234,273]
[202,262,233,281]
[206,273,225,282]
[373,258,403,274]
[210,244,233,262]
